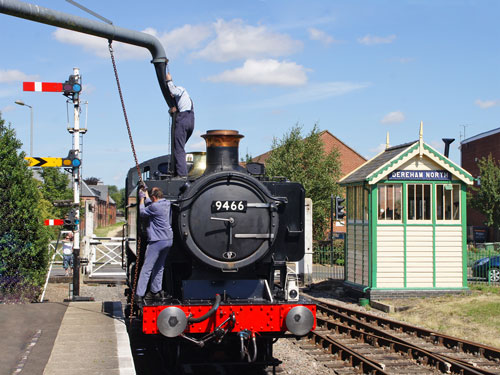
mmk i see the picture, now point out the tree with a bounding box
[470,154,500,230]
[264,124,342,241]
[109,185,125,210]
[39,168,73,238]
[240,151,253,164]
[0,113,50,299]
[40,168,72,202]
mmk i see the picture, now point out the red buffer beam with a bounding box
[23,82,63,92]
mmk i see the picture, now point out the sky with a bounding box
[1,0,499,187]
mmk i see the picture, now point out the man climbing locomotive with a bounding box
[135,186,173,307]
[166,73,194,178]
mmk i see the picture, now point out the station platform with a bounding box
[0,301,135,375]
[43,301,135,375]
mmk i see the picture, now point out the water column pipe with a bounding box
[0,0,176,110]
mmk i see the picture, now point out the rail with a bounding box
[306,298,500,374]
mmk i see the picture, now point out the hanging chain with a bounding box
[168,114,172,156]
[108,40,143,323]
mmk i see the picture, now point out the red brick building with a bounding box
[252,130,367,234]
[460,127,500,241]
[80,181,117,230]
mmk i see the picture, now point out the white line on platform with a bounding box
[113,302,136,375]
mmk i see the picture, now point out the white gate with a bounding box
[86,237,126,278]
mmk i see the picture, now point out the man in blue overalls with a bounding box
[136,186,173,307]
[166,73,194,178]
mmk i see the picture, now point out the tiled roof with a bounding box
[461,127,500,145]
[81,181,98,197]
[340,141,416,184]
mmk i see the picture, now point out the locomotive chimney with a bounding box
[201,130,244,174]
[442,138,455,158]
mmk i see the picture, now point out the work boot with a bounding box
[153,290,172,303]
[134,294,145,309]
[144,291,155,302]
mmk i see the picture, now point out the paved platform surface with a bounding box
[0,302,67,375]
[43,301,135,375]
[0,301,135,375]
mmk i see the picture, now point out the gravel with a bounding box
[43,281,127,304]
[272,338,337,375]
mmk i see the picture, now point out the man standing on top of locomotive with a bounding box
[136,186,173,306]
[167,72,194,178]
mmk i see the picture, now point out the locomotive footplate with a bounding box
[142,302,316,335]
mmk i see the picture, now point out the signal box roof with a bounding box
[340,123,474,185]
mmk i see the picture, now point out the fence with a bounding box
[467,242,500,286]
[85,237,126,279]
[312,242,345,281]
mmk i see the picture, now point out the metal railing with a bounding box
[312,244,345,281]
[467,243,500,286]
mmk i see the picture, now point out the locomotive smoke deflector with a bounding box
[0,0,176,109]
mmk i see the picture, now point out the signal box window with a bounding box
[436,184,460,221]
[378,184,402,221]
[407,184,431,221]
[347,186,369,223]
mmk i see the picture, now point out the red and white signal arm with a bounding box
[23,82,63,92]
[44,219,64,226]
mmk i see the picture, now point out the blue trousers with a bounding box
[174,111,194,176]
[137,239,172,297]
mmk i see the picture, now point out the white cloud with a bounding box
[53,29,113,58]
[144,25,213,57]
[53,24,212,60]
[248,81,370,108]
[475,99,500,109]
[398,57,414,63]
[358,34,396,45]
[187,140,206,151]
[0,69,38,83]
[381,111,405,124]
[186,130,206,151]
[207,59,308,86]
[193,19,302,62]
[308,28,339,45]
[1,105,16,113]
[369,143,386,154]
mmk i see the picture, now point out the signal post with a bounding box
[68,67,83,298]
[23,68,88,299]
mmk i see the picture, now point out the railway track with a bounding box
[298,298,500,375]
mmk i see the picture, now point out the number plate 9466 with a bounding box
[211,200,247,213]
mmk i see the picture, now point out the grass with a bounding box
[94,222,124,237]
[386,289,500,348]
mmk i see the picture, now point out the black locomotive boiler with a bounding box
[124,130,316,368]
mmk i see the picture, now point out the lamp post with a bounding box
[14,100,33,157]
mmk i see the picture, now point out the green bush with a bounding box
[0,114,49,301]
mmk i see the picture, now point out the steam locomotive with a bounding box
[124,130,316,369]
